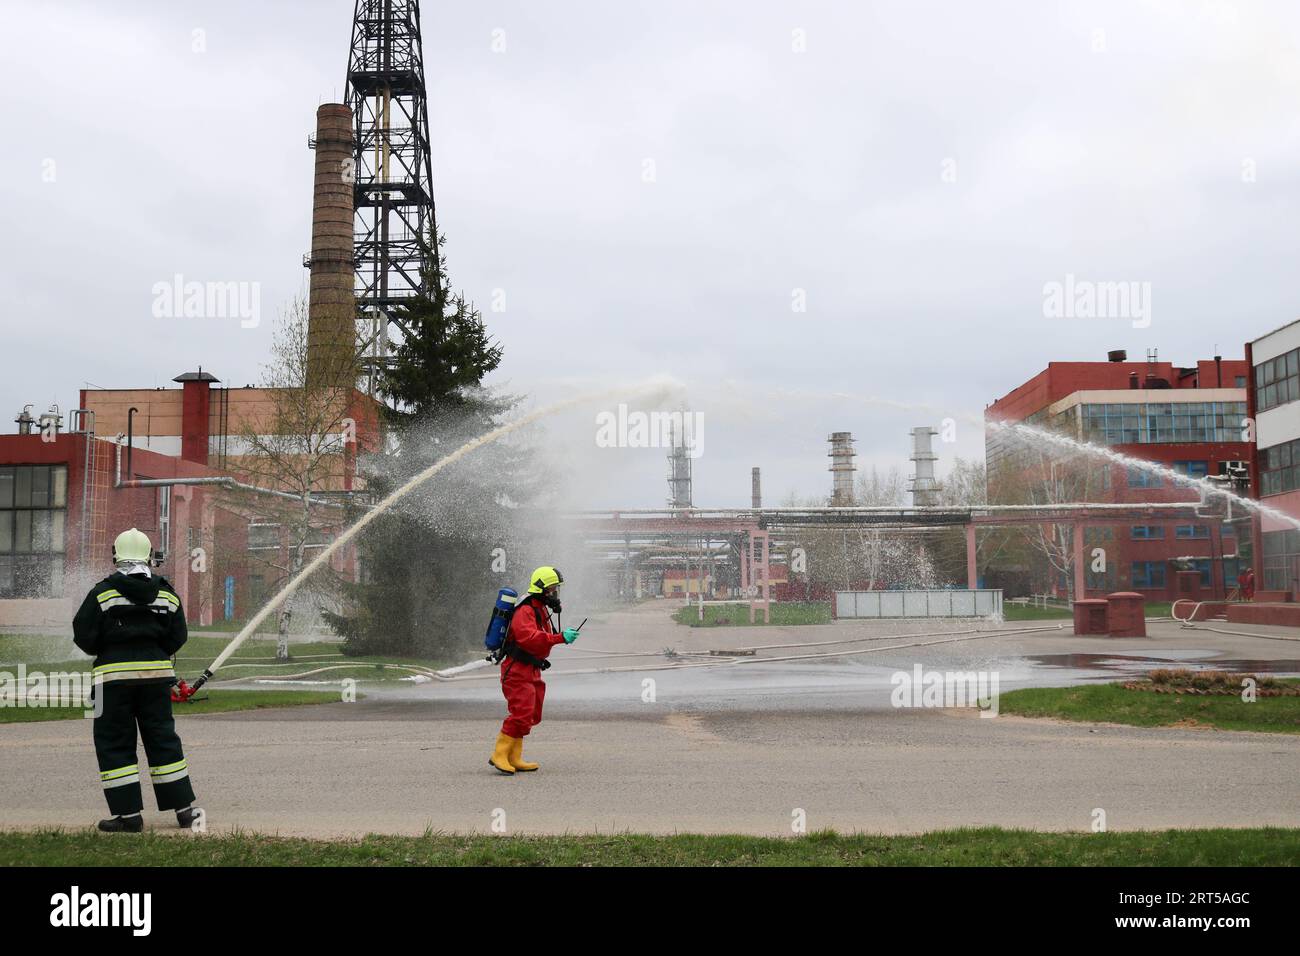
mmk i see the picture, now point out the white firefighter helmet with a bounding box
[113,528,153,564]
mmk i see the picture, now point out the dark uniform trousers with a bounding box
[94,682,195,816]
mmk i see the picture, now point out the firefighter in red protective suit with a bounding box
[1239,566,1256,601]
[489,566,579,774]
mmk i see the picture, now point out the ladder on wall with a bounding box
[71,410,112,580]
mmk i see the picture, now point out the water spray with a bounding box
[986,418,1300,531]
[176,381,680,699]
[817,388,1295,530]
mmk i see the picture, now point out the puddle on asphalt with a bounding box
[1025,653,1300,676]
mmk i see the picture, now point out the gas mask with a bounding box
[542,589,563,614]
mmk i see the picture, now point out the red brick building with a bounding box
[0,371,381,629]
[985,352,1251,602]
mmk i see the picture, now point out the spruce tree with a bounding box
[327,233,546,658]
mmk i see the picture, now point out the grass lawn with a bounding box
[673,601,832,627]
[1002,600,1174,622]
[1000,681,1300,734]
[0,689,346,724]
[1,826,1295,866]
[671,600,1178,627]
[0,632,463,688]
[1002,604,1073,620]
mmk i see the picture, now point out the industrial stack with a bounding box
[828,432,856,506]
[909,426,940,506]
[306,102,357,390]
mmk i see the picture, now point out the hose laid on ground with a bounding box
[425,622,1069,682]
[176,653,346,663]
[1170,600,1300,642]
[1169,621,1300,644]
[187,659,352,670]
[213,662,442,685]
[735,625,981,652]
[720,623,1067,667]
[1171,600,1208,625]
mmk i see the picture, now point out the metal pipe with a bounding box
[126,407,138,481]
[115,476,348,509]
[565,503,1210,517]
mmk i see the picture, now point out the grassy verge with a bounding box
[1001,600,1174,622]
[2,826,1295,866]
[0,633,460,686]
[1002,604,1073,620]
[673,601,832,627]
[0,690,345,724]
[1000,681,1300,734]
[676,599,1177,627]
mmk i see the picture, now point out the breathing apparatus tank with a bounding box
[484,587,519,657]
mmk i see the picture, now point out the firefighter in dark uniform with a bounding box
[72,528,202,832]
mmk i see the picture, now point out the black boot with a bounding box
[176,806,203,829]
[97,814,143,833]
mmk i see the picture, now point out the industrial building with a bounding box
[0,374,381,628]
[0,3,438,630]
[1247,318,1300,594]
[984,350,1252,602]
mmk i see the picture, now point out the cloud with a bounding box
[3,0,1297,506]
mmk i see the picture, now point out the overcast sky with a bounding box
[2,0,1298,508]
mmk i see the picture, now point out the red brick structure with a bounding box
[1105,591,1147,637]
[0,370,383,628]
[1072,599,1109,635]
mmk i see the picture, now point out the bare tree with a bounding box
[986,421,1106,599]
[229,295,364,659]
[854,464,906,507]
[779,482,938,595]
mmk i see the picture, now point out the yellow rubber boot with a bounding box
[489,732,516,775]
[508,736,539,772]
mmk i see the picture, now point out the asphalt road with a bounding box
[2,604,1298,835]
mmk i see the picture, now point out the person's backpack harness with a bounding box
[484,588,553,671]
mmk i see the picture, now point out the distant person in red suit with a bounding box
[1239,567,1255,601]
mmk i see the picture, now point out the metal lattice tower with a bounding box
[345,0,438,388]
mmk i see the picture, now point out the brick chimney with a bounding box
[173,370,218,465]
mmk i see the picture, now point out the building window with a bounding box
[1262,529,1300,592]
[249,574,268,609]
[0,465,69,598]
[1223,558,1240,587]
[1235,376,1246,388]
[1256,347,1300,413]
[1175,525,1210,539]
[1131,525,1164,539]
[1173,460,1209,479]
[158,487,171,559]
[1188,559,1213,587]
[302,527,332,551]
[1131,561,1166,589]
[1260,437,1300,497]
[1085,564,1116,590]
[1127,467,1163,488]
[1081,401,1248,446]
[248,523,281,551]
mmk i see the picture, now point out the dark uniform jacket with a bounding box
[72,571,187,685]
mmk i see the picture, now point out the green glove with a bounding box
[562,627,580,643]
